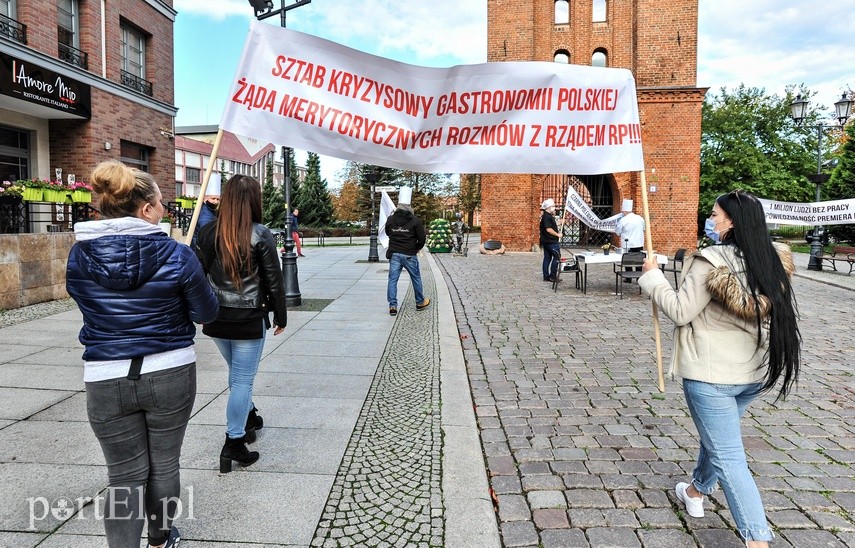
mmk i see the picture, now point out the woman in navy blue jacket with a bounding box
[67,160,218,548]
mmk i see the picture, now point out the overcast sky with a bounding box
[173,0,854,183]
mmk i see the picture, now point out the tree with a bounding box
[700,85,817,227]
[262,160,287,228]
[458,173,481,226]
[827,119,855,243]
[332,179,361,222]
[298,152,334,226]
[286,148,301,209]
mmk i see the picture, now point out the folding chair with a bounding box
[661,248,686,287]
[614,252,645,298]
[552,256,581,292]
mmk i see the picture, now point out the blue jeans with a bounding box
[683,379,773,542]
[212,336,266,439]
[387,252,425,308]
[542,243,561,279]
[86,363,196,547]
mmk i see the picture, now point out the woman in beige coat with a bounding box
[639,190,800,548]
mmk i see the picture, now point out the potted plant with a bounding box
[427,218,453,253]
[20,179,49,202]
[0,180,24,203]
[43,179,70,203]
[602,243,612,255]
[159,211,175,236]
[177,195,197,209]
[68,180,93,202]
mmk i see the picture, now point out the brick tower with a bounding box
[484,0,706,254]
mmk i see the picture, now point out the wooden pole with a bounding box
[184,129,225,245]
[639,170,666,393]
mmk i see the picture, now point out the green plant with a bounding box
[1,180,24,197]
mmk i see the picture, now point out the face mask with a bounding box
[704,218,721,243]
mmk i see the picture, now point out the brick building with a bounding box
[484,0,706,254]
[0,0,177,219]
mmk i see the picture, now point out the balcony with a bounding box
[58,42,88,70]
[120,69,153,97]
[0,13,27,44]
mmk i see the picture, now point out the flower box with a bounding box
[23,187,43,202]
[71,190,92,203]
[178,198,196,209]
[43,189,68,203]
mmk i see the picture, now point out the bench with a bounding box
[819,246,855,275]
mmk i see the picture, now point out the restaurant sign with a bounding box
[0,52,91,119]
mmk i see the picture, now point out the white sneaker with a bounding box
[675,482,704,518]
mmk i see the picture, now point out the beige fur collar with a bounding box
[705,243,794,321]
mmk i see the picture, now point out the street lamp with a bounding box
[365,167,380,262]
[248,0,311,304]
[790,93,853,271]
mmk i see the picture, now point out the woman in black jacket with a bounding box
[195,175,288,472]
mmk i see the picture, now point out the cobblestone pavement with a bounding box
[312,260,444,547]
[436,251,855,548]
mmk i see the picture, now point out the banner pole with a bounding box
[184,129,225,245]
[639,170,665,393]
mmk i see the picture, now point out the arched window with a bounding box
[554,0,569,24]
[592,0,606,22]
[591,49,607,67]
[554,50,570,64]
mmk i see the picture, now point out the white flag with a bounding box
[220,22,644,175]
[378,191,396,248]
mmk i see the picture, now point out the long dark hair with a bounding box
[717,190,801,400]
[215,175,262,291]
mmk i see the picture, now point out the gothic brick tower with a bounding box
[484,0,706,254]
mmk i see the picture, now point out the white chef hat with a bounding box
[204,173,221,197]
[541,198,555,210]
[398,187,412,205]
[621,199,633,212]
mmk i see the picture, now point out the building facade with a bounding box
[0,0,177,222]
[484,0,706,254]
[175,125,304,198]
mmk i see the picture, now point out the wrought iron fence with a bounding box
[59,42,88,70]
[0,13,27,44]
[120,70,153,96]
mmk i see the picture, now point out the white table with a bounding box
[575,251,667,294]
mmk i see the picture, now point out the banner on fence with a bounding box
[562,185,623,232]
[758,197,855,226]
[220,22,644,175]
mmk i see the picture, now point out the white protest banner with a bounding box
[758,197,855,226]
[378,190,396,248]
[563,185,623,232]
[220,22,644,175]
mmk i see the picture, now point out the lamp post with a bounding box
[365,168,380,262]
[248,0,310,304]
[789,93,853,271]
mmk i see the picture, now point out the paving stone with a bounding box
[527,490,567,509]
[692,528,745,547]
[635,507,682,528]
[779,529,848,547]
[532,508,570,529]
[565,488,615,509]
[637,528,697,548]
[767,509,820,529]
[500,521,539,547]
[585,527,641,547]
[498,494,532,522]
[540,528,588,548]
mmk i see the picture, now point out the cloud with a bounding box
[174,0,487,65]
[698,0,854,103]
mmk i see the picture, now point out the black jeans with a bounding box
[86,363,196,547]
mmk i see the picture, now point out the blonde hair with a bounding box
[90,160,159,219]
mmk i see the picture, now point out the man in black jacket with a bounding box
[384,187,430,316]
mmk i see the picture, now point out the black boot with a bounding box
[220,435,259,473]
[246,405,263,431]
